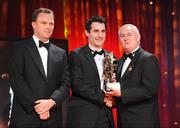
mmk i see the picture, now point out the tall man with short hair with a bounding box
[9,8,70,128]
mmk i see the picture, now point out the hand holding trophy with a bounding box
[103,52,120,91]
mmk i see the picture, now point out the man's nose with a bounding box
[123,35,128,41]
[46,24,53,29]
[98,32,104,37]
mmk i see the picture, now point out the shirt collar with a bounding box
[88,44,103,53]
[132,46,140,56]
[32,35,49,47]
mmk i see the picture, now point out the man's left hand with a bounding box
[34,99,55,114]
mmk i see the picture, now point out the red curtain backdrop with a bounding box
[0,0,65,39]
[64,0,123,58]
[173,0,180,127]
[0,0,180,128]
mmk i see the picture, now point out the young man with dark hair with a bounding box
[66,16,114,128]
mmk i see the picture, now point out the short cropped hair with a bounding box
[31,8,54,22]
[118,24,141,43]
[118,24,140,36]
[85,16,106,32]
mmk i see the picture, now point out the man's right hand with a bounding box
[104,96,116,108]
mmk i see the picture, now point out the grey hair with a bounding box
[118,24,141,43]
[118,24,140,35]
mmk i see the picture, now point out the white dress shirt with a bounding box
[33,35,49,76]
[121,46,140,77]
[89,45,104,90]
[94,54,104,90]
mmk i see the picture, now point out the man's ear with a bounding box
[85,30,89,36]
[135,33,141,43]
[31,22,36,29]
[137,34,141,43]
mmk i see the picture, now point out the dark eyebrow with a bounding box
[93,29,99,32]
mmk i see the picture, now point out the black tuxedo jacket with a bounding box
[116,47,160,128]
[9,38,70,127]
[0,76,10,123]
[0,44,11,123]
[66,45,114,128]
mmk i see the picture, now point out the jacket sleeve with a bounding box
[50,50,70,107]
[9,43,38,113]
[121,55,160,104]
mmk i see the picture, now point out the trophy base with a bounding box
[106,82,121,91]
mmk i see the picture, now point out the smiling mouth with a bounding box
[44,31,51,34]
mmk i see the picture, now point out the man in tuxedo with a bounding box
[105,24,160,128]
[66,16,114,128]
[9,8,70,128]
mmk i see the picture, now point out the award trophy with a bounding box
[103,52,120,91]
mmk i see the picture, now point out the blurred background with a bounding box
[0,0,180,127]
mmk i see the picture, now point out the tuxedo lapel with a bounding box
[121,59,135,80]
[47,44,56,80]
[121,47,142,81]
[82,45,99,77]
[116,59,124,81]
[26,38,46,79]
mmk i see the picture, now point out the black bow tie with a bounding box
[123,53,133,60]
[39,41,50,50]
[93,50,104,57]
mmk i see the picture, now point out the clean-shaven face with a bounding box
[32,13,54,42]
[119,26,140,54]
[86,22,106,50]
